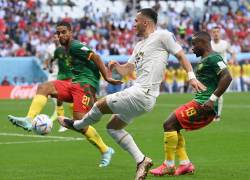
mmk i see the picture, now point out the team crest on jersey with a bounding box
[135,52,144,61]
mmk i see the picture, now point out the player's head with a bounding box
[134,8,158,37]
[56,21,72,46]
[191,31,211,57]
[211,26,221,41]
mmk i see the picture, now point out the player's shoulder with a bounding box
[70,39,82,47]
[219,39,229,46]
[55,46,65,52]
[54,46,65,56]
[70,40,91,50]
[154,29,173,38]
[207,52,224,62]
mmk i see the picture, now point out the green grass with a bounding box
[0,92,250,180]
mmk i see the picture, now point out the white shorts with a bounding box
[106,86,156,124]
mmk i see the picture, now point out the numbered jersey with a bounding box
[194,52,227,112]
[54,47,72,80]
[68,40,100,90]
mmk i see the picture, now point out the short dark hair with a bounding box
[138,8,158,24]
[56,21,72,30]
[193,31,211,42]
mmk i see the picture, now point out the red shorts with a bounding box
[53,80,96,113]
[175,100,216,131]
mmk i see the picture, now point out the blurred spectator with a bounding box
[1,76,11,86]
[0,0,248,61]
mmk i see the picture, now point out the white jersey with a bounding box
[211,40,233,63]
[128,30,182,97]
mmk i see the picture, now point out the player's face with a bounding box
[191,38,205,57]
[56,26,72,46]
[134,13,147,37]
[211,28,220,40]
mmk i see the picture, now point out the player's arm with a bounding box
[175,50,206,92]
[213,69,232,97]
[90,53,122,85]
[203,68,232,111]
[162,33,206,92]
[108,61,135,77]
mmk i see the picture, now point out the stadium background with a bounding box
[0,0,250,179]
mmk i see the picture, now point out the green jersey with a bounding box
[54,47,73,80]
[68,40,100,90]
[194,52,227,112]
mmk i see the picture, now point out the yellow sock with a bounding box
[164,131,178,161]
[176,132,189,162]
[84,126,109,154]
[56,105,65,116]
[67,103,73,117]
[27,95,48,119]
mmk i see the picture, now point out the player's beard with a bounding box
[193,48,203,57]
[59,38,69,46]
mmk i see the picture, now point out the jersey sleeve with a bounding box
[70,41,93,61]
[210,55,227,75]
[161,32,182,55]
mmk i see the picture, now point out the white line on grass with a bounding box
[0,139,80,145]
[0,132,84,140]
[0,132,85,145]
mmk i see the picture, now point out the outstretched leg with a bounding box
[8,82,58,131]
[107,115,152,180]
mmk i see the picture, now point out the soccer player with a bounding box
[58,8,205,180]
[149,32,232,176]
[47,34,73,132]
[211,26,236,121]
[8,21,121,167]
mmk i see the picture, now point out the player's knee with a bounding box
[107,128,127,143]
[163,121,173,131]
[37,82,55,96]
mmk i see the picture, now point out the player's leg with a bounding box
[150,113,181,176]
[214,96,223,121]
[8,81,59,131]
[59,84,114,167]
[71,111,114,167]
[107,115,152,180]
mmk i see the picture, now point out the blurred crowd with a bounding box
[0,0,249,60]
[0,0,250,92]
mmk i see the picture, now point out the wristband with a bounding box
[209,94,218,102]
[188,71,196,80]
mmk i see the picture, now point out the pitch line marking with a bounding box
[0,132,84,140]
[0,132,85,145]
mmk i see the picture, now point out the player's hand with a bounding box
[105,77,123,85]
[108,61,119,70]
[189,79,207,92]
[201,100,214,112]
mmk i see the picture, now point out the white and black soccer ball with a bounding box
[32,114,53,135]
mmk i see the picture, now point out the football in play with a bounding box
[32,114,53,135]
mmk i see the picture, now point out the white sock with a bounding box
[107,129,144,164]
[164,160,175,167]
[179,160,190,165]
[217,96,223,117]
[73,104,103,130]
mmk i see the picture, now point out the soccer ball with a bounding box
[32,114,53,135]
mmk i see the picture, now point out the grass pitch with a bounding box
[0,92,250,180]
